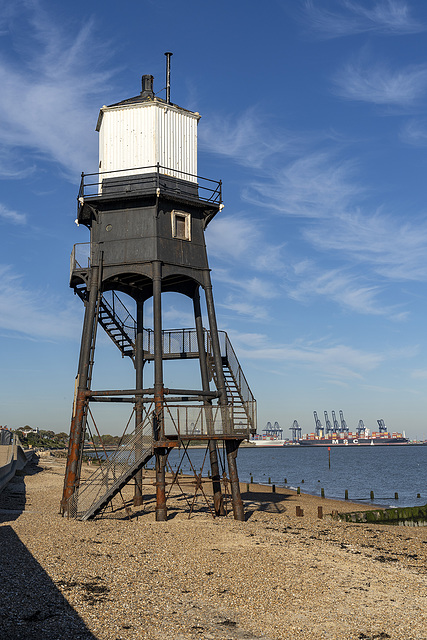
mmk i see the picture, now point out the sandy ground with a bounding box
[0,453,426,640]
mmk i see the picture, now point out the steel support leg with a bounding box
[134,298,144,506]
[225,439,245,521]
[61,266,100,515]
[155,447,168,521]
[193,289,225,516]
[152,261,166,521]
[203,279,228,406]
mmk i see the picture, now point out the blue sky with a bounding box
[1,0,427,439]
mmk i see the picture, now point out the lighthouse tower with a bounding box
[61,58,256,521]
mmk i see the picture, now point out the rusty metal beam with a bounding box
[134,297,144,507]
[225,439,245,521]
[61,265,100,515]
[193,288,225,516]
[85,388,218,398]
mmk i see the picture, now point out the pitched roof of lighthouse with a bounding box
[96,74,200,131]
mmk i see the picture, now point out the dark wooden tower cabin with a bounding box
[61,58,256,521]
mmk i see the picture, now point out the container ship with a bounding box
[294,412,409,446]
[298,431,408,446]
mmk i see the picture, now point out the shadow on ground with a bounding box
[0,456,43,524]
[241,489,294,519]
[0,526,98,640]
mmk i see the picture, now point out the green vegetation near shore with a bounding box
[13,427,68,449]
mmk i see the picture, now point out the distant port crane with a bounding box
[289,420,302,442]
[377,419,387,433]
[263,421,283,439]
[357,419,366,436]
[339,410,348,433]
[324,411,333,435]
[313,411,323,436]
[332,410,340,433]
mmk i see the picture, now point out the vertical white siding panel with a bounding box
[98,102,199,181]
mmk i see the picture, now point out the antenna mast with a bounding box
[165,52,173,104]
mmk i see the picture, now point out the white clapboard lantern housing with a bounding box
[96,74,199,182]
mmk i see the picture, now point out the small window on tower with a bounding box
[171,210,191,241]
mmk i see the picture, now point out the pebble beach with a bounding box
[1,453,426,640]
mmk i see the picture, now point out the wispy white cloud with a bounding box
[232,330,385,380]
[287,263,393,316]
[333,57,427,107]
[201,73,427,320]
[0,2,115,179]
[219,298,270,321]
[162,305,195,329]
[304,210,427,282]
[244,151,363,219]
[0,147,36,179]
[206,214,286,273]
[411,369,427,379]
[0,203,26,225]
[302,0,425,39]
[199,107,299,169]
[203,112,427,316]
[0,264,80,339]
[400,119,427,146]
[214,268,278,300]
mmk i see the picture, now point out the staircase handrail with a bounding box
[101,291,136,340]
[221,332,254,407]
[205,330,256,431]
[69,417,154,520]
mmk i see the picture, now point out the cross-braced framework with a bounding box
[61,274,256,522]
[65,403,238,521]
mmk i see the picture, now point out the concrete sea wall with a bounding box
[0,436,31,494]
[331,504,427,526]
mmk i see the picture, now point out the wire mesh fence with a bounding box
[66,414,154,520]
[163,404,233,437]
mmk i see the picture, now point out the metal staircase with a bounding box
[75,289,256,431]
[68,290,256,519]
[205,333,256,433]
[98,293,255,433]
[98,293,135,360]
[75,288,136,359]
[69,415,154,520]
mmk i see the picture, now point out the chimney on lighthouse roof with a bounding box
[140,74,154,100]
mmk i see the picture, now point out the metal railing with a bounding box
[144,327,256,430]
[209,331,257,432]
[0,429,13,446]
[70,243,91,283]
[101,291,136,345]
[78,164,222,206]
[65,275,256,431]
[144,327,199,357]
[163,404,235,437]
[68,414,154,520]
[67,398,247,519]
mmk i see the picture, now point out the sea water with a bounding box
[162,444,426,508]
